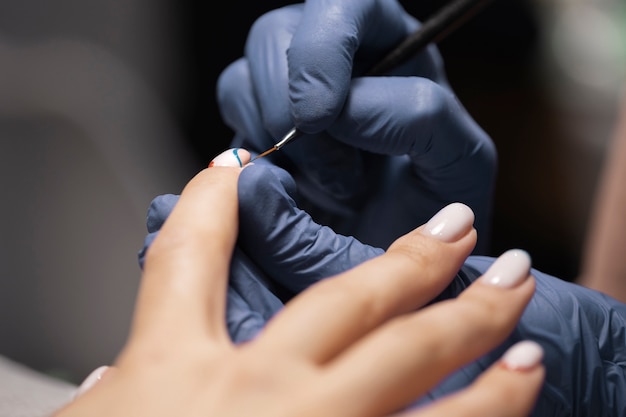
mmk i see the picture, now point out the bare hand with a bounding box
[55,149,543,417]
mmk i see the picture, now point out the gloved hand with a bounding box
[139,162,385,343]
[216,0,496,252]
[140,161,626,416]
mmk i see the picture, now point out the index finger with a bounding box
[244,1,413,137]
[130,149,250,346]
[287,0,413,132]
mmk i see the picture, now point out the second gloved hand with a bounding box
[217,0,496,252]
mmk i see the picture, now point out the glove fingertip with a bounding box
[146,194,179,233]
[239,164,298,205]
[287,63,349,134]
[137,231,159,270]
[217,60,248,128]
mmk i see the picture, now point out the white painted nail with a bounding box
[208,148,250,168]
[74,366,109,399]
[480,249,531,288]
[421,203,475,242]
[501,340,544,371]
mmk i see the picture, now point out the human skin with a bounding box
[54,148,543,417]
[578,93,626,302]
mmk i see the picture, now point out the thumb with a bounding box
[237,164,384,293]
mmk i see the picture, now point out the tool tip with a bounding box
[250,146,277,162]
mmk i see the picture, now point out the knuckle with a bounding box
[143,227,192,267]
[249,7,292,38]
[310,277,384,323]
[457,291,517,332]
[388,232,444,270]
[117,338,175,369]
[409,78,448,117]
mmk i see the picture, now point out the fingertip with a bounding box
[479,249,532,289]
[420,203,475,243]
[238,163,297,199]
[74,366,111,399]
[431,342,544,417]
[500,340,544,372]
[209,148,251,168]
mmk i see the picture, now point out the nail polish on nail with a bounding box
[480,249,531,288]
[74,366,109,399]
[501,340,544,371]
[208,148,247,168]
[232,148,243,167]
[421,202,475,242]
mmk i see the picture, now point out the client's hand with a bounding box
[55,149,543,417]
[141,148,626,415]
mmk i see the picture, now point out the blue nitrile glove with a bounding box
[140,163,626,416]
[414,257,626,416]
[217,0,496,253]
[138,162,384,343]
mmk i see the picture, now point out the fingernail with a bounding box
[208,148,250,168]
[74,366,109,399]
[421,203,475,242]
[480,249,531,288]
[501,340,544,371]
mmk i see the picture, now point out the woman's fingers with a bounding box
[403,341,545,417]
[320,250,536,416]
[257,203,477,363]
[130,149,250,347]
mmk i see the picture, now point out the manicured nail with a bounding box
[421,203,475,242]
[74,366,109,399]
[501,340,544,371]
[480,249,531,288]
[208,148,250,168]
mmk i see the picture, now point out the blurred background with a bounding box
[0,0,623,396]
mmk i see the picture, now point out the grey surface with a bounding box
[0,1,198,385]
[0,355,76,417]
